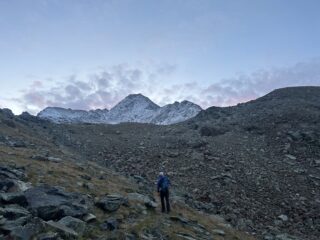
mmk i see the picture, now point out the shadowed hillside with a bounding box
[0,86,319,239]
[0,108,253,239]
[40,87,320,240]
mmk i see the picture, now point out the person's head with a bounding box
[159,171,164,176]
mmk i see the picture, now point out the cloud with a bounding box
[13,63,178,114]
[199,60,320,107]
[10,59,320,115]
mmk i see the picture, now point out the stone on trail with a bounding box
[95,194,128,212]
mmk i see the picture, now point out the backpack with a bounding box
[161,176,170,190]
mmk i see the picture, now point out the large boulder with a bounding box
[6,217,45,240]
[0,205,31,220]
[0,192,28,206]
[45,220,78,239]
[0,205,32,235]
[0,165,30,193]
[58,216,86,235]
[95,194,128,212]
[24,185,91,221]
[0,165,26,181]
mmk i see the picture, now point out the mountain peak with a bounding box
[151,100,202,124]
[107,94,160,123]
[37,94,202,125]
[119,93,158,107]
[126,93,145,98]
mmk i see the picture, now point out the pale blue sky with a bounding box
[0,0,320,114]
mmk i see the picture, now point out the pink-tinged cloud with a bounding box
[199,60,320,108]
[11,59,320,114]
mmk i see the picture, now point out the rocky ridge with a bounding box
[37,94,202,125]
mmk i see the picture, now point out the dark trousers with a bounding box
[160,189,170,213]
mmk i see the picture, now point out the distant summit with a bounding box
[37,94,202,125]
[107,94,160,123]
[151,100,202,125]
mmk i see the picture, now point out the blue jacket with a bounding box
[157,175,170,192]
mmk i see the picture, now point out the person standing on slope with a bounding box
[157,171,171,213]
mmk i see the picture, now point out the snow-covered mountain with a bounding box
[37,107,109,123]
[107,94,160,123]
[151,100,202,125]
[37,94,202,125]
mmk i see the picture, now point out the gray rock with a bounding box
[37,232,60,240]
[175,232,197,240]
[0,179,16,192]
[7,218,45,240]
[80,175,92,181]
[31,155,48,161]
[170,216,189,225]
[8,140,26,148]
[95,194,128,212]
[0,108,14,118]
[83,213,96,222]
[100,218,118,231]
[0,205,31,220]
[125,233,138,240]
[0,205,33,236]
[0,165,26,181]
[47,157,62,163]
[278,214,288,222]
[127,193,158,209]
[285,154,296,160]
[263,234,275,240]
[58,216,86,235]
[46,220,78,239]
[212,229,225,236]
[0,179,31,193]
[82,182,94,190]
[31,155,62,163]
[24,186,90,221]
[15,180,32,192]
[275,233,298,240]
[0,192,28,206]
[0,217,31,234]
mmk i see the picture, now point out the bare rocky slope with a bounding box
[1,86,319,240]
[0,108,252,239]
[38,86,320,240]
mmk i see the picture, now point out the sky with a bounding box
[0,0,320,114]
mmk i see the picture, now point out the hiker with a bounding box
[157,171,171,213]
